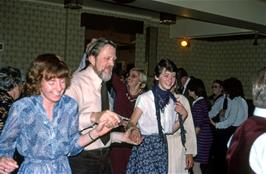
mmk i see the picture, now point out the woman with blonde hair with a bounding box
[110,67,147,174]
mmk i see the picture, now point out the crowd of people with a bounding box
[0,37,265,174]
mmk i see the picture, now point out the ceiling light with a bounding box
[180,39,190,47]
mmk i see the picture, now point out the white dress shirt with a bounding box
[65,66,122,150]
[249,107,266,174]
[135,90,177,135]
[216,96,248,129]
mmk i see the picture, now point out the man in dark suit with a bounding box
[176,68,194,105]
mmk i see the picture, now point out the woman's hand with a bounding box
[124,127,143,145]
[91,110,121,128]
[185,154,194,170]
[175,101,188,120]
[89,120,116,140]
[0,156,18,174]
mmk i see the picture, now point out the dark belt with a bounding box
[79,148,110,159]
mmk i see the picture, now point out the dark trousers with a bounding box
[200,163,209,174]
[209,126,237,174]
[69,148,112,174]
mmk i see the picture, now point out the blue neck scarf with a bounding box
[151,84,187,148]
[151,85,176,110]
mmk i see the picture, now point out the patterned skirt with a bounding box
[126,134,168,174]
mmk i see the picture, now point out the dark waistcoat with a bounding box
[227,116,266,174]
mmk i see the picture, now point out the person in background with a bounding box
[0,53,122,174]
[210,77,248,174]
[167,82,197,174]
[187,78,213,174]
[126,59,187,174]
[208,80,226,123]
[110,67,147,174]
[226,67,266,174]
[208,80,224,105]
[208,80,226,173]
[176,68,194,105]
[0,66,22,134]
[66,38,142,174]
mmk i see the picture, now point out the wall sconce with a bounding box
[180,39,190,47]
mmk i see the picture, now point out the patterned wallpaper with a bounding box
[0,0,84,72]
[1,0,265,98]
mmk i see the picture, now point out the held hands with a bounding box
[90,120,114,140]
[124,127,143,145]
[122,123,143,145]
[0,157,18,174]
[88,115,131,141]
[94,110,121,129]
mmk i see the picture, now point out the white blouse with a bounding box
[135,90,177,135]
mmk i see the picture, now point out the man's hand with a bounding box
[0,157,18,174]
[92,110,121,128]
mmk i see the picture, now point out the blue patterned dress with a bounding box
[127,134,168,174]
[0,95,83,174]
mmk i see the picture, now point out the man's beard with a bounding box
[93,66,112,82]
[99,71,112,82]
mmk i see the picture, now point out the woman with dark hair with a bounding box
[187,78,213,174]
[126,59,188,174]
[208,80,224,105]
[210,77,248,174]
[0,54,121,174]
[211,77,247,130]
[0,66,22,134]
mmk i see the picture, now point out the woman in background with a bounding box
[210,77,248,174]
[110,67,147,174]
[0,66,22,134]
[188,78,213,174]
[167,82,197,174]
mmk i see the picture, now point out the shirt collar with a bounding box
[253,107,266,118]
[192,96,204,106]
[86,66,103,89]
[182,77,191,94]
